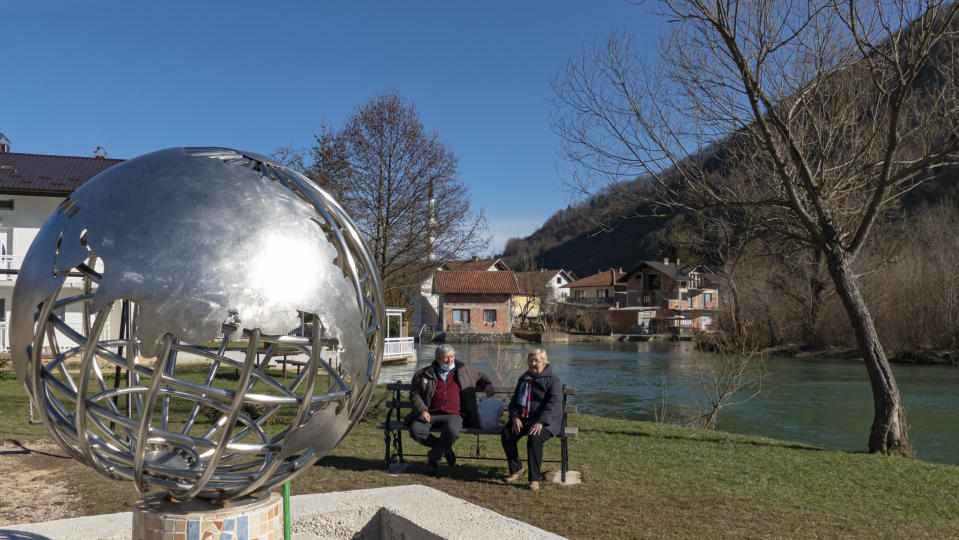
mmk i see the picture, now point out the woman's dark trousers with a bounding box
[501,420,554,482]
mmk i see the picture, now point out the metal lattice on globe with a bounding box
[10,147,384,501]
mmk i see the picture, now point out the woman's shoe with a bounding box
[504,468,525,483]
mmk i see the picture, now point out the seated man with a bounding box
[404,344,496,474]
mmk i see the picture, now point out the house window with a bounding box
[680,319,692,326]
[452,309,470,323]
[704,293,713,304]
[483,309,497,324]
[642,294,650,305]
[0,200,13,210]
[596,289,608,298]
[556,277,562,284]
[574,290,584,299]
[681,292,690,307]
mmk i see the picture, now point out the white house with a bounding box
[0,141,123,350]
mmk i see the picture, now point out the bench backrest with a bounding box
[384,381,578,420]
[386,382,577,396]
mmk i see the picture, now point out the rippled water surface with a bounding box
[378,341,959,465]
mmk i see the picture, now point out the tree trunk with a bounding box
[823,244,909,454]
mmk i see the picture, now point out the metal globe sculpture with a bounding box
[10,147,384,501]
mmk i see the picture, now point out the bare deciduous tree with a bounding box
[553,1,959,453]
[309,91,488,293]
[696,332,768,430]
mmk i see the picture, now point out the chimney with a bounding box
[663,257,670,265]
[0,134,9,153]
[93,146,108,159]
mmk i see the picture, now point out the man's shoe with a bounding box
[504,468,525,483]
[426,460,438,475]
[528,481,540,492]
[444,448,457,467]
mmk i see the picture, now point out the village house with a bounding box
[512,269,576,326]
[560,268,626,305]
[410,257,510,333]
[0,139,124,350]
[432,270,519,339]
[611,258,721,336]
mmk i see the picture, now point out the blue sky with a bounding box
[4,1,665,254]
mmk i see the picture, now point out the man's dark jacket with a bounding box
[507,364,564,436]
[404,361,494,429]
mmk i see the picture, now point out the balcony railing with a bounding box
[384,337,414,358]
[0,256,106,289]
[0,255,22,281]
[0,321,111,352]
[566,297,615,305]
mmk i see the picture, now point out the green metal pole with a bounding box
[283,482,291,540]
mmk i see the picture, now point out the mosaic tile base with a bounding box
[132,492,283,540]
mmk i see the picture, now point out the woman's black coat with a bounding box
[507,364,563,436]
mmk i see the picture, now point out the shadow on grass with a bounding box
[579,429,650,439]
[652,432,823,452]
[315,454,512,485]
[0,439,72,459]
[581,428,824,452]
[315,455,385,472]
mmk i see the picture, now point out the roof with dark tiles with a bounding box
[0,152,124,196]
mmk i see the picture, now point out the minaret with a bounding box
[427,178,436,262]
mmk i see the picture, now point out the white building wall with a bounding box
[0,193,121,351]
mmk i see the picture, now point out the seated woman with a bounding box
[501,348,563,491]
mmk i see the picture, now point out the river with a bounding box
[377,341,959,466]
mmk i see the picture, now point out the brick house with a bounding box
[611,258,721,335]
[411,258,510,332]
[560,268,626,306]
[433,271,519,334]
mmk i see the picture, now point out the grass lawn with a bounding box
[2,373,957,538]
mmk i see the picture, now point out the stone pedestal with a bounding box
[132,491,283,540]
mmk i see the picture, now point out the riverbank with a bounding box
[759,344,959,366]
[3,382,958,538]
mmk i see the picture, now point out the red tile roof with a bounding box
[442,258,509,271]
[0,152,124,196]
[562,268,625,288]
[434,271,520,294]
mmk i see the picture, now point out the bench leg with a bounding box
[561,436,568,483]
[384,428,407,471]
[383,427,392,471]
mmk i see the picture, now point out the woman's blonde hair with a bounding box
[528,349,549,366]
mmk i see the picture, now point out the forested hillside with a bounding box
[502,6,959,358]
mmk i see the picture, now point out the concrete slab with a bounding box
[548,470,582,485]
[0,485,565,540]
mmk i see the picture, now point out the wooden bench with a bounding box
[378,381,578,481]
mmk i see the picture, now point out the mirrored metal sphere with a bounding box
[10,147,384,500]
